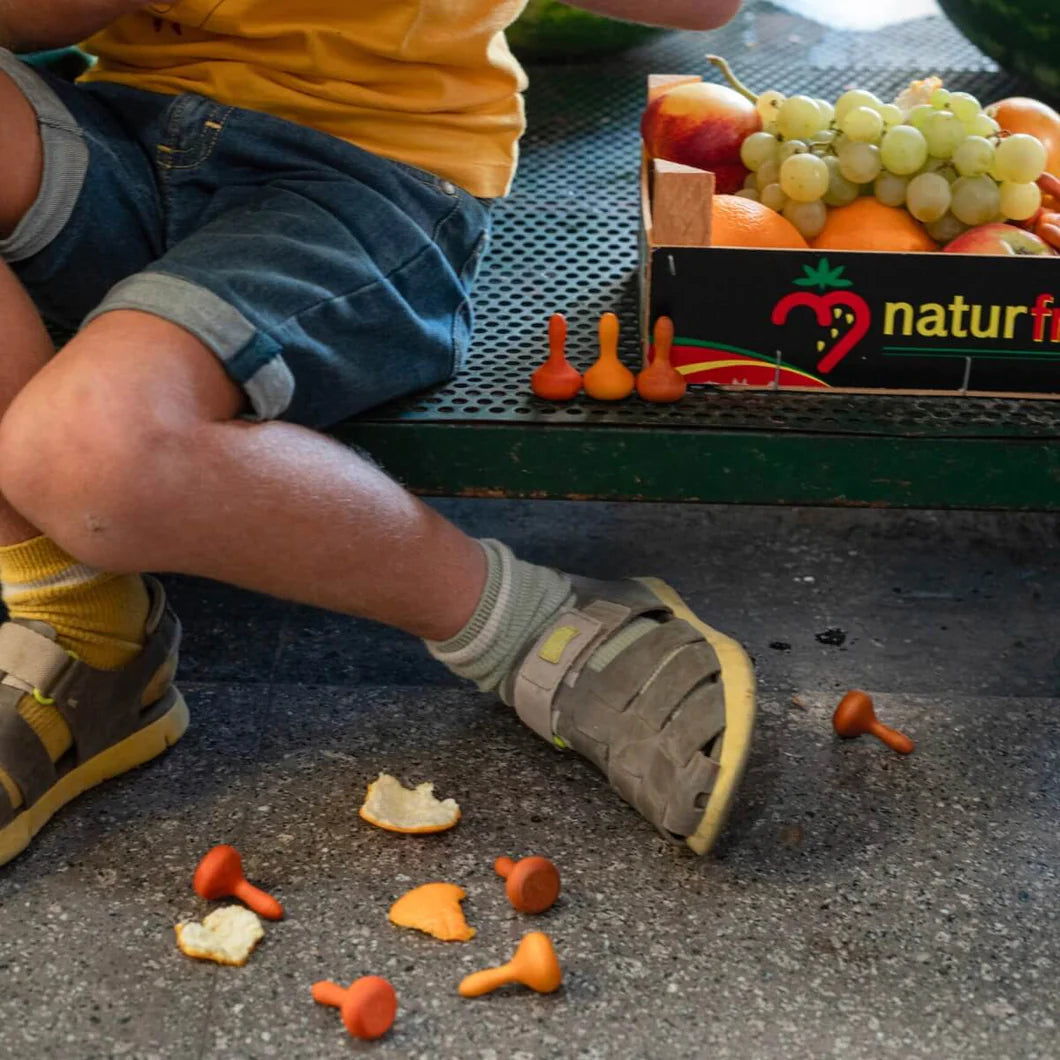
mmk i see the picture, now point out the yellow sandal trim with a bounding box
[0,691,189,868]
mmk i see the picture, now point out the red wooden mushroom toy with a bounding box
[530,312,582,401]
[312,976,397,1040]
[193,845,284,920]
[833,690,914,754]
[494,855,561,914]
[636,315,687,403]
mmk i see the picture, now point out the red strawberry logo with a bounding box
[771,260,870,374]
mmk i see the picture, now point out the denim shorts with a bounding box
[0,51,493,428]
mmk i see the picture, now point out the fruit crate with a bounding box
[640,75,1060,399]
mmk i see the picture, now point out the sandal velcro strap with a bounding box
[512,599,633,742]
[49,597,180,762]
[538,588,730,839]
[573,619,705,718]
[508,575,747,843]
[505,574,754,852]
[0,621,73,694]
[558,629,727,837]
[0,574,187,863]
[0,685,57,827]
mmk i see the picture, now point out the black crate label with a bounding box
[648,248,1060,394]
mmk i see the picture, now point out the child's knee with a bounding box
[0,350,183,561]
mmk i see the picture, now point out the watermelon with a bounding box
[506,0,665,61]
[23,48,92,81]
[937,0,1060,99]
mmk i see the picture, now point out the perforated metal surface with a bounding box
[365,2,1060,443]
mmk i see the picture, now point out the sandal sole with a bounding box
[635,578,756,856]
[0,687,189,868]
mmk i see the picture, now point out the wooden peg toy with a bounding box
[530,312,582,400]
[312,976,397,1040]
[583,312,635,400]
[494,855,561,914]
[833,690,914,754]
[458,931,562,998]
[637,315,687,403]
[193,845,284,920]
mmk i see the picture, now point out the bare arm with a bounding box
[560,0,740,31]
[0,0,155,52]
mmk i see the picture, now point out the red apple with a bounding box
[641,82,761,195]
[943,223,1057,256]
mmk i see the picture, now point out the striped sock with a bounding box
[0,536,149,670]
[425,539,661,707]
[426,539,573,700]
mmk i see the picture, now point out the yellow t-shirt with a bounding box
[79,1,530,198]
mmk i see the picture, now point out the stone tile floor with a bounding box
[0,500,1056,1059]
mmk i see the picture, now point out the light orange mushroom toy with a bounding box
[636,316,687,403]
[458,931,562,998]
[833,690,914,754]
[530,312,582,401]
[494,855,561,914]
[312,976,397,1040]
[193,845,284,920]
[583,312,635,401]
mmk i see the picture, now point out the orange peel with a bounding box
[388,882,476,942]
[359,773,460,834]
[175,906,264,966]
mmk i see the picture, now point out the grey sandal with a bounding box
[503,575,756,854]
[0,575,187,867]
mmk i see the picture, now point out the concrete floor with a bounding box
[0,499,1056,1059]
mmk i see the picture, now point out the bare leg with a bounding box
[0,70,59,544]
[0,265,55,542]
[0,64,484,642]
[0,64,755,864]
[0,310,487,642]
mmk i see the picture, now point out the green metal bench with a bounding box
[25,13,1060,510]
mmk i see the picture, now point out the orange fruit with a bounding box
[811,198,937,253]
[711,194,809,249]
[986,97,1060,177]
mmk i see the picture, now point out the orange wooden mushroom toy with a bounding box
[833,690,914,754]
[494,855,561,914]
[458,931,562,998]
[193,845,284,920]
[583,312,635,400]
[312,976,397,1040]
[530,312,582,400]
[636,315,687,403]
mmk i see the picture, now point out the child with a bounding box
[0,0,751,868]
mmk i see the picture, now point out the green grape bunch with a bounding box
[720,61,1049,244]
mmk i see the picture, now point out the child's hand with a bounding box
[1,0,157,52]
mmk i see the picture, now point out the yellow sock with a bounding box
[0,535,149,668]
[0,536,150,813]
